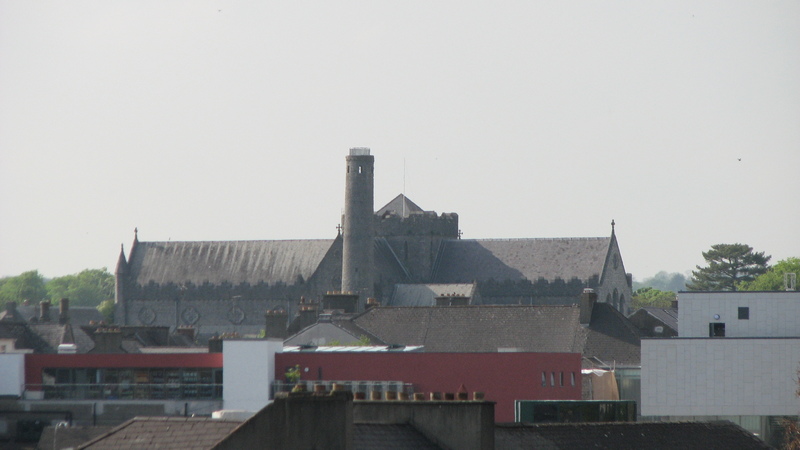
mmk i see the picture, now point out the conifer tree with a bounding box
[686,244,770,291]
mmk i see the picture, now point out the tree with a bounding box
[97,299,116,323]
[631,287,676,310]
[46,268,115,307]
[633,271,688,292]
[739,257,800,291]
[0,270,48,308]
[686,244,771,291]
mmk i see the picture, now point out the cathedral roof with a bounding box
[376,194,424,218]
[127,240,334,286]
[432,237,612,283]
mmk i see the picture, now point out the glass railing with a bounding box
[25,383,223,400]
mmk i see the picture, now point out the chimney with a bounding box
[579,288,597,326]
[435,294,470,306]
[39,301,51,322]
[175,326,196,342]
[4,301,19,321]
[264,310,289,339]
[93,327,124,353]
[322,292,359,313]
[671,298,678,309]
[365,298,380,310]
[59,298,70,324]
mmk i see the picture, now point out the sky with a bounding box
[1,1,798,282]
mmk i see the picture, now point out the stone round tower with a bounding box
[342,147,374,303]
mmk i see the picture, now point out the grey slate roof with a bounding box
[641,306,678,331]
[77,416,242,449]
[494,421,772,449]
[376,194,425,218]
[351,304,641,366]
[432,238,610,283]
[128,239,334,286]
[389,283,477,307]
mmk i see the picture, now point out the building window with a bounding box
[551,372,555,387]
[542,372,547,387]
[571,372,575,386]
[738,307,750,320]
[559,372,564,386]
[709,322,726,337]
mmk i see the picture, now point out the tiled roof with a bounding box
[0,322,54,353]
[641,307,678,332]
[37,425,113,450]
[352,304,641,365]
[354,423,441,449]
[432,238,610,283]
[582,304,642,367]
[28,323,71,351]
[77,417,242,449]
[128,240,334,286]
[494,421,772,449]
[389,283,476,307]
[352,305,585,354]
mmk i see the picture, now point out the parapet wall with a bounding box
[375,212,458,238]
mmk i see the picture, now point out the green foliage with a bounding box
[0,270,48,308]
[285,364,301,383]
[738,257,800,291]
[632,271,687,292]
[97,299,116,323]
[46,268,114,307]
[686,244,771,291]
[631,287,676,310]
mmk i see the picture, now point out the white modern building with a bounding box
[641,291,800,445]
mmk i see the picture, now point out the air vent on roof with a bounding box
[785,273,797,291]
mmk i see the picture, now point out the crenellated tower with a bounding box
[341,148,375,303]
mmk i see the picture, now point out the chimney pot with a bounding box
[40,301,51,322]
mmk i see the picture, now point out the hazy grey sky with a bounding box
[1,1,798,281]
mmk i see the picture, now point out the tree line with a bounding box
[632,243,799,309]
[0,268,114,310]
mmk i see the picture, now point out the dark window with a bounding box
[541,372,547,387]
[738,307,750,320]
[709,322,726,337]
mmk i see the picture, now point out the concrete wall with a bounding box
[354,401,494,450]
[0,354,25,397]
[678,291,800,338]
[641,337,800,416]
[215,392,353,450]
[222,339,282,411]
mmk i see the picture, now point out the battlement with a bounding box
[375,211,459,238]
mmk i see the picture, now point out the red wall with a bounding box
[25,353,222,386]
[275,352,581,422]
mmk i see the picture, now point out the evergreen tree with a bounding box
[687,243,770,291]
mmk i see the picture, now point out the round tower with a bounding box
[342,147,374,303]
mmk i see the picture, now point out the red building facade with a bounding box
[275,351,581,422]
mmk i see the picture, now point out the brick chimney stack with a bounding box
[59,298,70,324]
[580,288,597,326]
[39,301,51,322]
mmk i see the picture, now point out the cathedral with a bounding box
[114,148,632,337]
